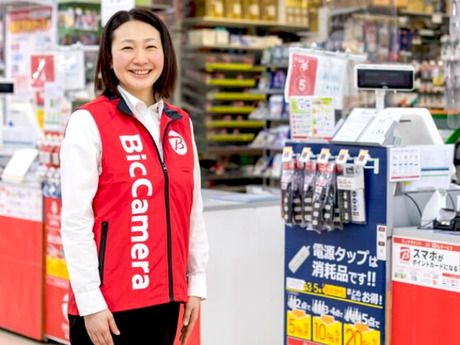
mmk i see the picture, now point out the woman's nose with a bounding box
[132,49,148,63]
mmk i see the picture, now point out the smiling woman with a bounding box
[59,7,208,345]
[110,20,165,105]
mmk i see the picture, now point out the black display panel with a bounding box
[357,68,413,90]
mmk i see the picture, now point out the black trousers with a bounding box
[69,303,180,345]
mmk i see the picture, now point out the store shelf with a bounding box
[181,17,308,31]
[207,133,255,142]
[207,92,266,101]
[206,79,257,87]
[265,64,289,69]
[327,6,364,17]
[207,106,255,114]
[188,44,267,51]
[399,10,449,19]
[205,63,266,72]
[205,173,265,181]
[248,88,284,95]
[206,120,265,129]
[206,146,264,155]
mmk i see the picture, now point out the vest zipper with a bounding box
[162,120,176,302]
[99,221,109,286]
[131,114,178,302]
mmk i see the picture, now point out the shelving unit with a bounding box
[180,16,299,191]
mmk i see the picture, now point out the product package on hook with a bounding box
[336,162,367,225]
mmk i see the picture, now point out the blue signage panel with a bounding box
[284,143,388,345]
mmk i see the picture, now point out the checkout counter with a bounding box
[0,184,285,345]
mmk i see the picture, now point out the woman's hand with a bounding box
[179,296,202,345]
[84,309,120,345]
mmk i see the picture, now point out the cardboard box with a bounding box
[225,0,243,18]
[406,0,425,12]
[194,0,225,17]
[243,0,261,20]
[260,0,278,21]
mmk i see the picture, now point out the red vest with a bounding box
[68,94,195,315]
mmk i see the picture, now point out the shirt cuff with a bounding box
[188,273,207,299]
[74,288,108,316]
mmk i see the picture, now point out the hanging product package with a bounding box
[337,162,367,224]
[301,159,317,228]
[291,159,305,226]
[311,149,335,232]
[321,162,337,231]
[334,149,350,229]
[281,148,295,224]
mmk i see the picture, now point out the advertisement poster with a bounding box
[289,97,335,141]
[284,144,388,345]
[0,183,42,222]
[393,236,460,293]
[44,196,70,344]
[285,52,318,98]
[5,6,56,94]
[285,49,348,110]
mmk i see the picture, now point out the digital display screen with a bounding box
[357,69,413,90]
[0,82,14,93]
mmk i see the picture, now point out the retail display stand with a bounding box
[44,196,70,344]
[392,227,460,345]
[283,142,389,345]
[0,182,44,341]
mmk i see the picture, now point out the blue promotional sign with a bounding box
[284,143,388,345]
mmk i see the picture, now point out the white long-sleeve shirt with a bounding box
[60,86,208,316]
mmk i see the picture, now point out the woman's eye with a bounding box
[122,46,133,51]
[146,45,157,49]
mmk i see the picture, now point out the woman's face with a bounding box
[111,20,164,103]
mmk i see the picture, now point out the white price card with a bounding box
[389,147,421,182]
[289,97,335,140]
[1,148,38,183]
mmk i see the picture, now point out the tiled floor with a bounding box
[0,329,45,345]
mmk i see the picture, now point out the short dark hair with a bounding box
[95,8,177,99]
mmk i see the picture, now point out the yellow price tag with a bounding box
[344,323,380,345]
[287,309,311,340]
[46,256,69,280]
[313,315,342,345]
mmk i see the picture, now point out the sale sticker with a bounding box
[313,315,342,345]
[344,322,380,345]
[287,309,312,340]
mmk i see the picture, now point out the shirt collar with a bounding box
[117,85,164,121]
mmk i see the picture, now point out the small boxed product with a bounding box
[188,29,216,46]
[193,0,225,17]
[243,0,260,20]
[406,0,425,12]
[225,0,243,19]
[260,0,278,21]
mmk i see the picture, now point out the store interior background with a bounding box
[0,0,459,344]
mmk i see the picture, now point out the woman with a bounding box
[60,8,208,345]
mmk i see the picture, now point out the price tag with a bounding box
[336,149,349,165]
[287,309,311,340]
[299,147,312,163]
[313,315,342,345]
[356,149,369,167]
[317,148,331,164]
[282,147,294,162]
[344,323,381,345]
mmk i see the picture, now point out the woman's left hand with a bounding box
[179,296,202,345]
